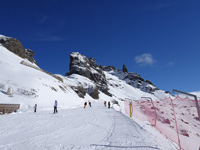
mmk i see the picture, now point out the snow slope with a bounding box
[1,40,197,150]
[0,42,170,111]
[0,45,83,111]
[0,103,176,150]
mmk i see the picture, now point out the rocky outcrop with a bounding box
[66,52,111,98]
[66,52,159,98]
[124,72,158,93]
[100,65,159,93]
[0,35,37,64]
[25,49,37,65]
[122,64,128,73]
[99,65,117,71]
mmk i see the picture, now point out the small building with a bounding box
[0,104,20,114]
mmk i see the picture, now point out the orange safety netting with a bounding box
[124,96,200,150]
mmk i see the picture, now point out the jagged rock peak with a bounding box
[122,64,128,73]
[0,34,37,64]
[66,52,111,98]
[99,65,117,71]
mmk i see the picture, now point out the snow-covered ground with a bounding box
[0,45,83,111]
[0,103,176,150]
[1,38,199,150]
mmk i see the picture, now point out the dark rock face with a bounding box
[99,65,117,71]
[0,37,26,58]
[0,36,37,64]
[66,52,159,98]
[101,65,158,93]
[122,64,128,73]
[66,52,111,98]
[89,86,99,99]
[72,86,86,98]
[124,73,158,93]
[25,49,37,65]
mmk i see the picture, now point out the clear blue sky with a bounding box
[1,0,200,93]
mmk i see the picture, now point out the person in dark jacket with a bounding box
[54,100,58,113]
[34,104,37,113]
[89,101,91,107]
[108,101,111,108]
[104,101,106,107]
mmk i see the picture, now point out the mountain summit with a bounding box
[0,34,37,64]
[65,52,159,99]
[0,34,169,110]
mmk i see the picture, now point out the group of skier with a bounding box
[84,101,111,109]
[33,99,111,113]
[33,100,58,114]
[84,101,92,108]
[104,101,111,108]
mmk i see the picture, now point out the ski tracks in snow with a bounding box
[0,103,175,150]
[92,108,161,150]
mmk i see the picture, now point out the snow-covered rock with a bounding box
[0,34,37,64]
[0,34,170,111]
[66,52,111,98]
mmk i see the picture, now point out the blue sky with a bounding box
[1,0,200,93]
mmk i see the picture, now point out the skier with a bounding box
[84,102,87,108]
[54,100,58,113]
[108,101,111,108]
[34,104,37,113]
[104,101,106,107]
[89,101,91,107]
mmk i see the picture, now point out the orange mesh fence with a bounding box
[124,100,131,116]
[124,96,200,150]
[124,100,133,117]
[131,100,156,125]
[172,96,200,150]
[153,98,181,149]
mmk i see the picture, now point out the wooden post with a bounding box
[129,101,132,118]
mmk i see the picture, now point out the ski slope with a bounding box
[0,102,176,150]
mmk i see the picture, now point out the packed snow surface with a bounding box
[1,37,197,150]
[0,103,176,150]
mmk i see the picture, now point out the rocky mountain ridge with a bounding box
[1,34,160,100]
[0,35,37,64]
[66,52,159,99]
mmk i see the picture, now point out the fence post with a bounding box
[170,98,181,150]
[129,101,132,118]
[173,89,200,121]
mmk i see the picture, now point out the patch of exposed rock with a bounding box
[100,65,159,93]
[66,52,112,98]
[0,35,37,64]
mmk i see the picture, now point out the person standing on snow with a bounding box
[104,101,106,107]
[84,102,87,108]
[54,100,58,113]
[89,101,91,107]
[34,104,37,113]
[108,101,111,108]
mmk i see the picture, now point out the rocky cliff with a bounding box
[100,65,158,93]
[0,35,37,65]
[66,52,111,99]
[0,34,160,100]
[66,52,159,99]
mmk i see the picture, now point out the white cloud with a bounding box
[135,53,156,66]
